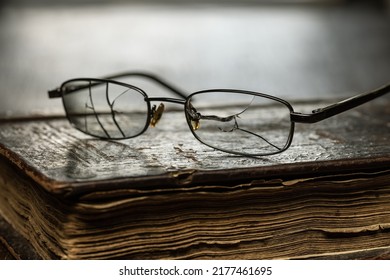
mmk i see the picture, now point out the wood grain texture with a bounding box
[0,99,389,196]
[0,216,41,260]
[1,156,390,259]
[0,99,389,259]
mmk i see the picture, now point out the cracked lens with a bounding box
[62,80,149,139]
[187,91,292,155]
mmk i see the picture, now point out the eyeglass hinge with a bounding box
[48,88,61,98]
[290,112,319,123]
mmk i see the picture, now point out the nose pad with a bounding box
[186,102,200,130]
[150,103,165,127]
[191,118,200,130]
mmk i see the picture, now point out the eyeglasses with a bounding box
[48,72,389,157]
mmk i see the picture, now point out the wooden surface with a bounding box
[0,99,389,197]
[1,141,390,259]
[1,158,390,259]
[0,98,389,259]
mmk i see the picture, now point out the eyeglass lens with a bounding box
[61,80,149,139]
[185,91,293,156]
[61,81,293,156]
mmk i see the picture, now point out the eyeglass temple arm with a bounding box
[48,88,62,98]
[290,83,390,123]
[101,71,188,99]
[48,71,188,99]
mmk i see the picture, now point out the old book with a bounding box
[0,99,389,259]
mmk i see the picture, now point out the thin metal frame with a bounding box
[290,83,390,123]
[185,89,295,156]
[48,71,390,156]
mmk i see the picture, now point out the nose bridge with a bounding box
[147,97,186,105]
[147,97,187,128]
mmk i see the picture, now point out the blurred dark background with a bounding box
[0,0,389,117]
